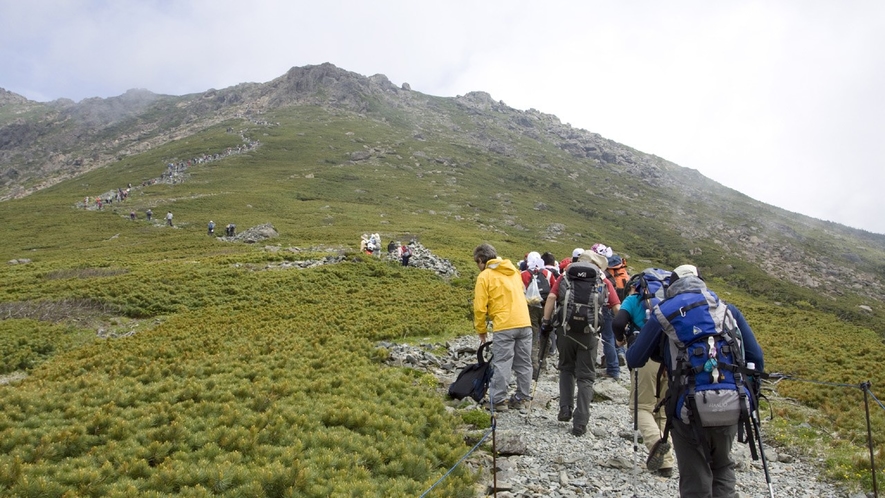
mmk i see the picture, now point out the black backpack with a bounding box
[558,262,608,334]
[448,342,494,402]
[529,268,552,303]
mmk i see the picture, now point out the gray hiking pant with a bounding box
[488,326,533,404]
[671,420,738,498]
[557,329,597,427]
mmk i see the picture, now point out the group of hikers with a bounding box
[360,233,412,266]
[207,221,236,237]
[472,242,765,497]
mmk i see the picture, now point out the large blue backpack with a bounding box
[652,279,753,431]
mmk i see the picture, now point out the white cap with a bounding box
[673,264,699,278]
[572,248,585,259]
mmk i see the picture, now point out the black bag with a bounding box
[448,341,494,402]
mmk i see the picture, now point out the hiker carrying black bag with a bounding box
[472,243,533,412]
[626,264,765,498]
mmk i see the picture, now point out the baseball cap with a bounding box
[672,264,699,279]
[572,248,585,259]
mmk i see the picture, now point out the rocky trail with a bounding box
[384,337,862,498]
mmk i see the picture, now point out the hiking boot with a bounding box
[571,424,587,437]
[482,400,509,413]
[646,438,671,471]
[508,395,530,411]
[656,467,674,478]
[618,352,627,367]
[557,406,572,422]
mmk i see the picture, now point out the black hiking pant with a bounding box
[557,328,597,428]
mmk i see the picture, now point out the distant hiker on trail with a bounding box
[400,242,412,266]
[627,264,764,498]
[541,251,620,436]
[473,243,533,412]
[360,234,369,254]
[613,269,675,478]
[165,211,173,227]
[130,211,136,221]
[226,224,236,237]
[145,209,152,221]
[207,220,215,235]
[387,240,397,255]
[520,251,554,377]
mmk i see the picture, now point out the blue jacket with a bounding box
[626,277,764,373]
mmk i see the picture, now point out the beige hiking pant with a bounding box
[630,359,676,470]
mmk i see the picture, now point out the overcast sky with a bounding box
[2,1,883,234]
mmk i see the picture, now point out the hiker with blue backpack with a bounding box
[473,243,534,412]
[626,264,764,498]
[613,268,676,477]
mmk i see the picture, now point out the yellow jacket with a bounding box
[474,258,532,334]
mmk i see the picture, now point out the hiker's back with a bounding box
[559,261,608,334]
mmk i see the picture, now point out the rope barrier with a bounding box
[418,422,495,498]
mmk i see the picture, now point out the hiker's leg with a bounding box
[528,306,543,377]
[633,361,674,468]
[708,425,738,498]
[557,331,576,412]
[601,308,620,379]
[671,420,714,497]
[489,329,516,404]
[572,333,597,428]
[511,326,533,400]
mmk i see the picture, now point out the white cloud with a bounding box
[1,0,883,233]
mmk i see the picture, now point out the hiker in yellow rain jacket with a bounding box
[473,243,533,411]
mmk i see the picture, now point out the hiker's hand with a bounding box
[479,333,488,344]
[540,319,552,334]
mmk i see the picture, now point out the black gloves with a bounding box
[540,318,553,335]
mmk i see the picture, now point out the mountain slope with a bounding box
[0,63,883,495]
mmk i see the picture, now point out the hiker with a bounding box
[592,243,625,379]
[558,247,583,273]
[165,211,173,227]
[626,264,764,498]
[146,208,152,221]
[541,251,620,436]
[612,269,675,478]
[130,211,136,221]
[400,242,412,266]
[473,243,533,412]
[207,220,215,235]
[541,251,560,280]
[360,234,369,253]
[387,240,397,255]
[226,224,236,237]
[517,253,529,272]
[540,251,560,354]
[521,251,555,377]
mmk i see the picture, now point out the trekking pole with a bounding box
[632,367,641,497]
[748,366,775,498]
[491,409,498,497]
[861,381,879,498]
